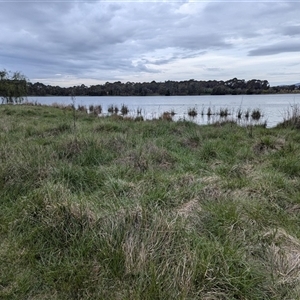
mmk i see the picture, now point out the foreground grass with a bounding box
[1,104,300,299]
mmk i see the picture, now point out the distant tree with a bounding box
[25,77,275,97]
[0,70,28,104]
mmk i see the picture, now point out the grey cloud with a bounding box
[282,25,300,37]
[134,62,160,74]
[142,51,206,66]
[145,58,175,66]
[248,42,300,56]
[1,1,300,84]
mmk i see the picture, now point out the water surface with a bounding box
[28,94,300,127]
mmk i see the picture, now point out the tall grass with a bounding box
[1,104,300,299]
[277,104,300,129]
[120,104,129,115]
[188,107,198,117]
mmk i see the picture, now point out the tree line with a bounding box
[1,69,299,104]
[27,78,299,97]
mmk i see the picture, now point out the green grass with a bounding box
[1,104,300,299]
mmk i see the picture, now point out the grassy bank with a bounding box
[1,104,300,299]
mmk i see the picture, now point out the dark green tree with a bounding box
[0,70,28,104]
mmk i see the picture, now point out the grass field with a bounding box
[1,104,300,299]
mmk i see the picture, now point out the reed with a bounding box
[77,105,87,113]
[251,108,262,120]
[218,107,230,117]
[120,104,129,115]
[159,111,173,121]
[188,107,198,117]
[108,104,119,114]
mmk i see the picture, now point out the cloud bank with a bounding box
[0,0,300,86]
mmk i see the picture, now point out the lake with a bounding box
[27,94,300,128]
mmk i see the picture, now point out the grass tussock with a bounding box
[1,104,300,299]
[159,111,173,121]
[277,104,300,129]
[188,107,198,117]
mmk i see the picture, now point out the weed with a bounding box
[94,105,102,115]
[108,104,119,114]
[207,106,213,116]
[237,108,242,119]
[77,105,87,113]
[135,116,144,122]
[120,104,129,116]
[159,111,173,121]
[277,104,300,129]
[245,109,250,120]
[188,107,198,117]
[251,108,262,120]
[218,107,230,117]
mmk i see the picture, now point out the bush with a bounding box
[0,70,27,104]
[188,107,198,117]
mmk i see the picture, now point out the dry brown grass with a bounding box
[263,228,300,288]
[177,198,201,217]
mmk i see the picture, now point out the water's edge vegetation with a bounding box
[1,103,300,299]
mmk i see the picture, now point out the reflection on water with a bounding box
[27,94,300,128]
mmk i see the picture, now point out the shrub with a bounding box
[237,108,242,119]
[77,105,87,113]
[120,104,129,116]
[0,70,27,104]
[219,108,229,117]
[159,112,173,121]
[188,107,198,117]
[251,109,262,120]
[94,105,102,115]
[108,104,119,114]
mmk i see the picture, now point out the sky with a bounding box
[1,0,300,87]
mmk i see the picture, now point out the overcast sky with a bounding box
[1,0,300,87]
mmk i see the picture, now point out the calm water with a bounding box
[27,94,300,127]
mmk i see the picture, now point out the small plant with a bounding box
[120,104,129,116]
[237,108,242,119]
[201,106,205,116]
[219,108,229,117]
[245,109,250,120]
[137,107,142,116]
[188,107,198,117]
[207,107,212,116]
[135,116,144,121]
[107,104,114,113]
[71,95,76,132]
[251,109,262,120]
[108,104,119,114]
[277,104,300,128]
[159,111,173,121]
[94,105,102,115]
[247,124,253,137]
[89,105,94,113]
[170,109,176,116]
[77,105,87,113]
